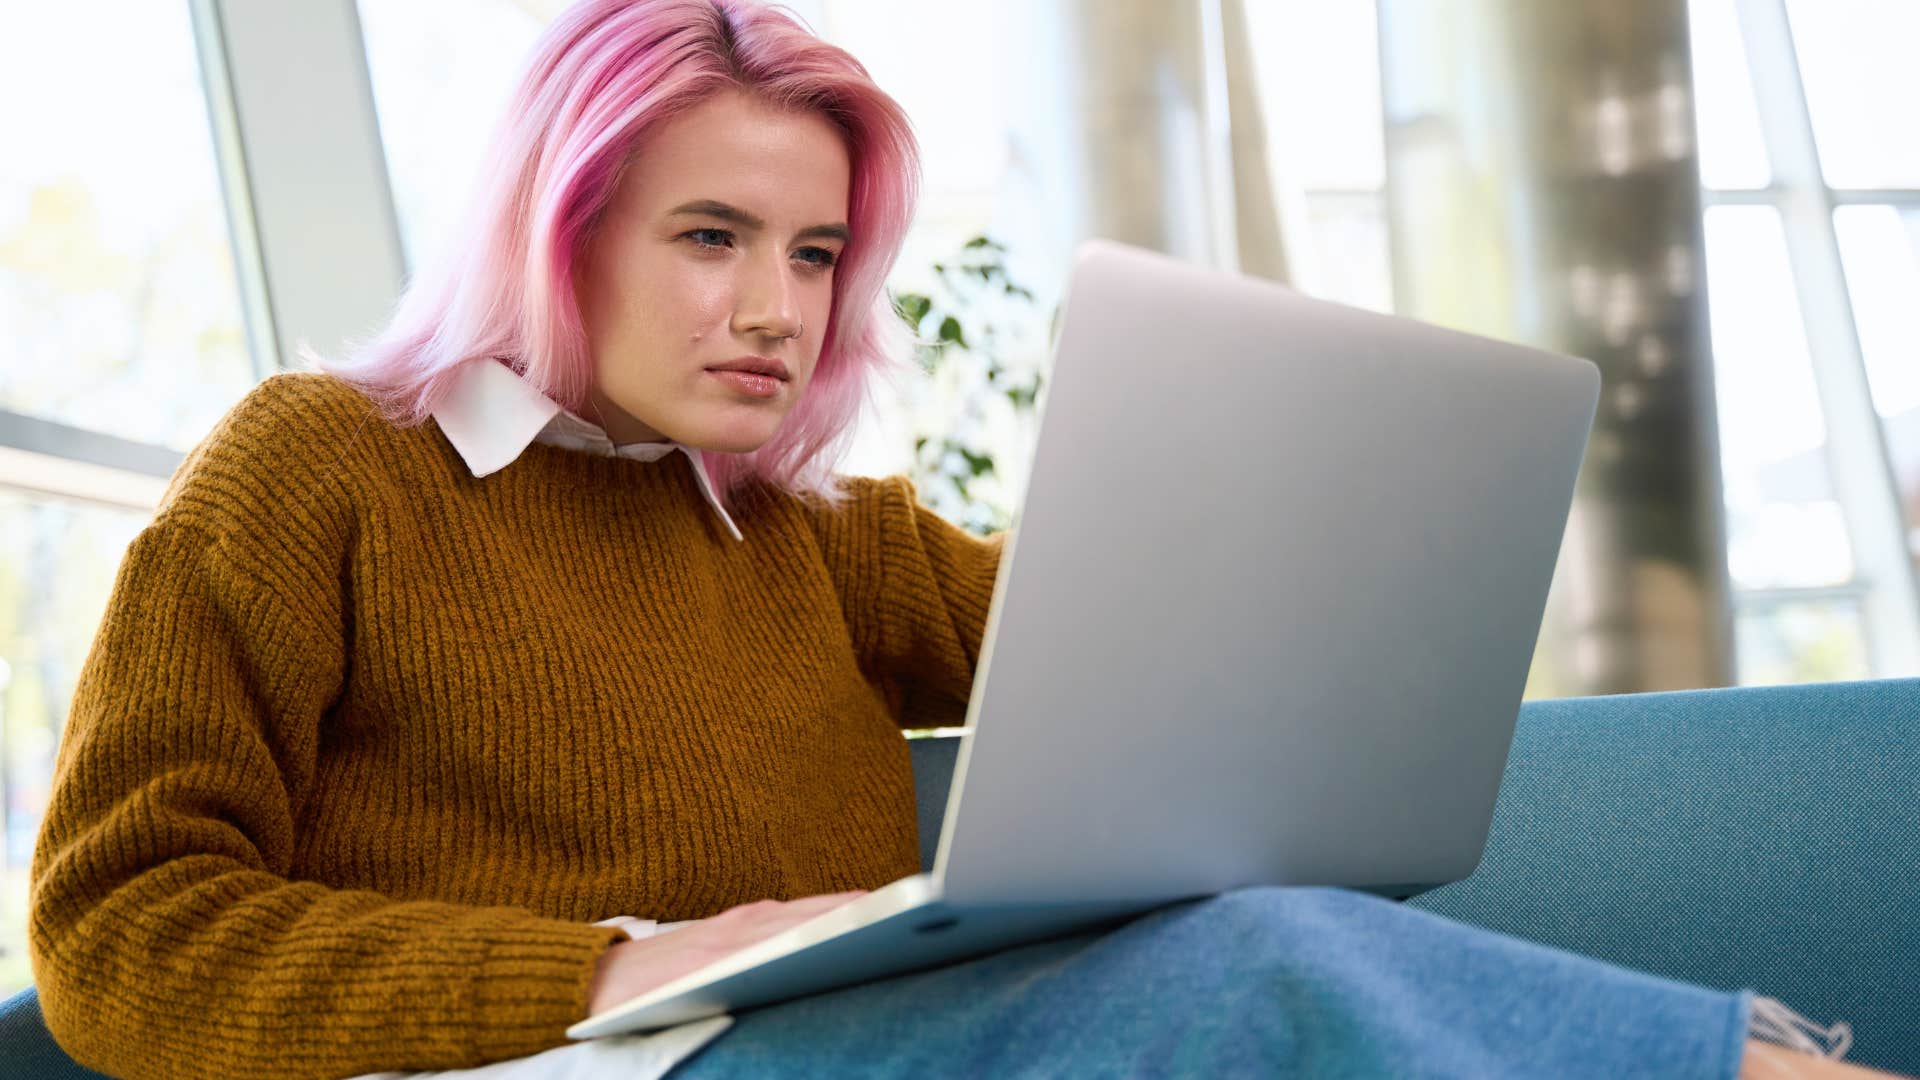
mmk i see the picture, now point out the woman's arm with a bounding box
[805,475,1006,727]
[28,384,625,1079]
[585,891,866,1016]
[29,519,625,1079]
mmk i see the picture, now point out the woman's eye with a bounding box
[797,247,839,270]
[683,229,835,270]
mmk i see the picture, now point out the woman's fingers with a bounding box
[587,890,876,1015]
[716,890,868,934]
[794,889,868,909]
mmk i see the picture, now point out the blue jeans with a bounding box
[4,886,1752,1078]
[674,886,1752,1078]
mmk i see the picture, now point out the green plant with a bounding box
[889,235,1050,535]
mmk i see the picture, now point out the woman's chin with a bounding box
[681,413,784,455]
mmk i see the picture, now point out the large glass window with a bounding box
[1702,205,1873,685]
[1833,204,1920,566]
[1690,0,1919,684]
[1241,0,1393,314]
[1688,0,1772,190]
[0,2,255,452]
[1784,0,1920,189]
[0,492,149,995]
[1702,206,1853,592]
[1733,596,1873,685]
[0,1,257,997]
[354,0,545,273]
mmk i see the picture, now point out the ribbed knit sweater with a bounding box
[28,372,1005,1079]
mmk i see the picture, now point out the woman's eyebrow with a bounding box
[667,199,850,243]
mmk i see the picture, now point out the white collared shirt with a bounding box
[431,358,745,543]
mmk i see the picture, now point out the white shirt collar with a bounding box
[431,359,744,542]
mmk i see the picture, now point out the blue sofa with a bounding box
[9,678,1918,1077]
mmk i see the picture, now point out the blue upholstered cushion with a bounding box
[0,985,110,1078]
[1408,678,1920,1076]
[907,733,961,873]
[907,679,1920,1073]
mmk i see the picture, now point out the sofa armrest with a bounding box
[1408,678,1920,1076]
[0,988,109,1079]
[907,732,961,874]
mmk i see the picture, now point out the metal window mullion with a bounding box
[189,0,407,372]
[1299,189,1387,212]
[1733,582,1874,607]
[0,411,180,511]
[1197,0,1242,274]
[0,411,182,477]
[1701,186,1783,207]
[187,0,278,382]
[1734,0,1920,675]
[1828,189,1920,207]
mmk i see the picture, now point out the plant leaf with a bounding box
[892,292,932,329]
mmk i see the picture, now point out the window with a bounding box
[1240,0,1394,314]
[1688,0,1771,189]
[0,3,255,451]
[0,1,257,996]
[0,494,149,994]
[1833,204,1920,561]
[355,0,544,273]
[1693,0,1920,682]
[1703,206,1854,592]
[1784,0,1920,189]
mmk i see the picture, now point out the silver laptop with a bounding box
[569,237,1601,1040]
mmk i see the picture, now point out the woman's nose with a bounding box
[732,251,804,342]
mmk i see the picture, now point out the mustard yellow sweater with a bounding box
[29,373,1005,1079]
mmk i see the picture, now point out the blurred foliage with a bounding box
[0,176,250,451]
[0,163,245,996]
[889,235,1051,536]
[0,493,148,998]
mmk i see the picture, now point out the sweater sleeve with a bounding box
[27,382,624,1079]
[806,475,1007,729]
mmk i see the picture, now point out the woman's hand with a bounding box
[586,890,868,1017]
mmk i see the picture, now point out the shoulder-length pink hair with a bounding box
[313,0,919,510]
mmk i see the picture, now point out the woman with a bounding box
[26,1,1870,1077]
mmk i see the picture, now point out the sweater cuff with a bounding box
[469,918,627,1063]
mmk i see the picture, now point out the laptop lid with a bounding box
[933,239,1600,906]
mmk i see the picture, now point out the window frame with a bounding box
[1707,0,1920,676]
[3,0,404,513]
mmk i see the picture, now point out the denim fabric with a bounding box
[674,885,1753,1079]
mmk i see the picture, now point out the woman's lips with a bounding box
[707,369,783,398]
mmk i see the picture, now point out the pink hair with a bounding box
[312,0,919,510]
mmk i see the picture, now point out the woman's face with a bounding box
[575,88,852,451]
